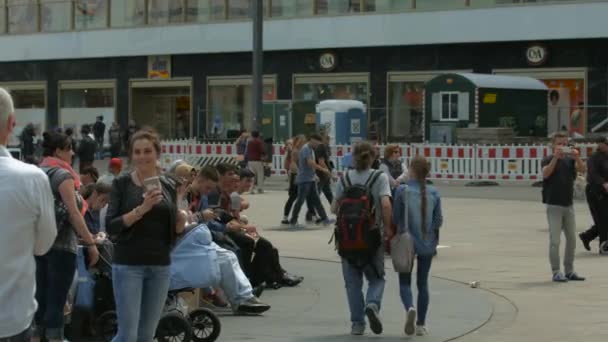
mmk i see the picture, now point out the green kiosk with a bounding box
[424,73,549,142]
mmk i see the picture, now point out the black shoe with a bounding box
[565,272,586,281]
[236,297,271,314]
[579,233,591,251]
[253,282,266,298]
[281,273,304,287]
[280,219,290,225]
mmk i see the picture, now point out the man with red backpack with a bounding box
[332,141,392,336]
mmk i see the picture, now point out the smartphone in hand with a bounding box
[143,176,162,192]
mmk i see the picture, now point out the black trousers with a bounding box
[227,231,284,287]
[580,185,608,245]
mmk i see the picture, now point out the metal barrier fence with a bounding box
[161,139,598,182]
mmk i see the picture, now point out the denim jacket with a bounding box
[392,181,443,256]
[198,195,227,233]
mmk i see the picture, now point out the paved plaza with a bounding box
[219,178,605,341]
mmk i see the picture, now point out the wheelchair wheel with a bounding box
[189,308,221,342]
[155,312,192,342]
[96,310,118,342]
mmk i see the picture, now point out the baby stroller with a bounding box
[68,224,222,342]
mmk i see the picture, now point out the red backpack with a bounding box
[333,170,383,268]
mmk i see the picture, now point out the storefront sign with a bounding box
[148,55,171,79]
[483,93,497,104]
[526,45,548,66]
[319,52,337,72]
[304,113,316,124]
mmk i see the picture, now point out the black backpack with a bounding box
[333,170,383,268]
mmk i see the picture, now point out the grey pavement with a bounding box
[236,181,604,342]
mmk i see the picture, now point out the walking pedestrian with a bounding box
[281,135,306,225]
[391,156,443,337]
[105,128,186,342]
[542,132,586,282]
[246,131,265,194]
[333,141,392,336]
[578,136,608,253]
[289,133,334,228]
[93,116,106,160]
[0,88,57,342]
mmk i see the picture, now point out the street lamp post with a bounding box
[252,0,264,132]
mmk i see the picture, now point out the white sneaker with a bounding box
[416,325,429,336]
[404,308,416,336]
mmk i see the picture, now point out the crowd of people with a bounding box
[2,76,608,342]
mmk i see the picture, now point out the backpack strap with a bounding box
[364,170,383,192]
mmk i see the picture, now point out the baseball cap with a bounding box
[109,158,123,170]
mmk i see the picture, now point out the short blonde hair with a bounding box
[0,87,14,129]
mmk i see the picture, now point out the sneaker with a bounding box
[236,297,271,314]
[565,272,585,281]
[416,325,429,336]
[317,218,336,226]
[552,272,568,283]
[579,233,591,251]
[280,219,290,225]
[351,323,365,336]
[404,308,416,336]
[364,303,383,335]
[289,223,306,229]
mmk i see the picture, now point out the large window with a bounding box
[41,0,71,32]
[4,85,46,147]
[387,79,424,142]
[440,92,459,121]
[293,75,369,104]
[270,0,313,17]
[414,0,467,10]
[8,0,38,33]
[111,0,145,27]
[148,0,185,25]
[207,76,276,138]
[59,82,115,146]
[186,0,226,22]
[75,0,108,30]
[228,0,251,19]
[315,0,362,14]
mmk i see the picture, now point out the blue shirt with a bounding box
[85,209,100,235]
[342,153,353,169]
[392,181,443,256]
[296,143,316,184]
[198,195,227,233]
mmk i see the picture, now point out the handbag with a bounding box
[390,185,415,273]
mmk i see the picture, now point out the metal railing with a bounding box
[1,0,605,35]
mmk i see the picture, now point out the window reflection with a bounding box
[111,0,145,27]
[315,0,361,14]
[8,0,38,34]
[187,0,226,22]
[294,82,368,104]
[271,0,313,17]
[388,81,424,142]
[228,0,250,19]
[148,0,185,25]
[414,0,466,10]
[41,0,71,32]
[75,0,109,30]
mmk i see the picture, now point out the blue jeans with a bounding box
[111,264,170,342]
[341,249,386,326]
[33,249,77,341]
[399,255,433,326]
[290,181,327,224]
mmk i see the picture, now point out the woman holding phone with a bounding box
[106,128,185,342]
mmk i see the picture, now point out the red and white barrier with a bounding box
[161,139,598,182]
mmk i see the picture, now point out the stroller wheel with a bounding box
[96,311,118,342]
[155,313,192,342]
[189,308,221,342]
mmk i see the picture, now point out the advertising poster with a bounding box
[544,79,585,136]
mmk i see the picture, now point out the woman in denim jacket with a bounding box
[392,156,443,337]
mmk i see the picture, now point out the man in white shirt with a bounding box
[0,87,57,341]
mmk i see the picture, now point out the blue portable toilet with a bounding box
[316,100,367,145]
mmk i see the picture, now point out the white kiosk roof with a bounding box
[456,73,548,91]
[317,100,367,112]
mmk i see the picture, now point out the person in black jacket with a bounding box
[77,125,96,172]
[20,123,35,163]
[579,136,608,253]
[93,116,106,160]
[105,128,186,342]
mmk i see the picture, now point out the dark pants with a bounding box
[34,249,77,341]
[283,174,312,218]
[291,181,327,224]
[226,232,284,287]
[0,327,31,342]
[580,185,608,246]
[306,178,333,219]
[110,143,121,158]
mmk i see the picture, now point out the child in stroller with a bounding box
[67,225,222,342]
